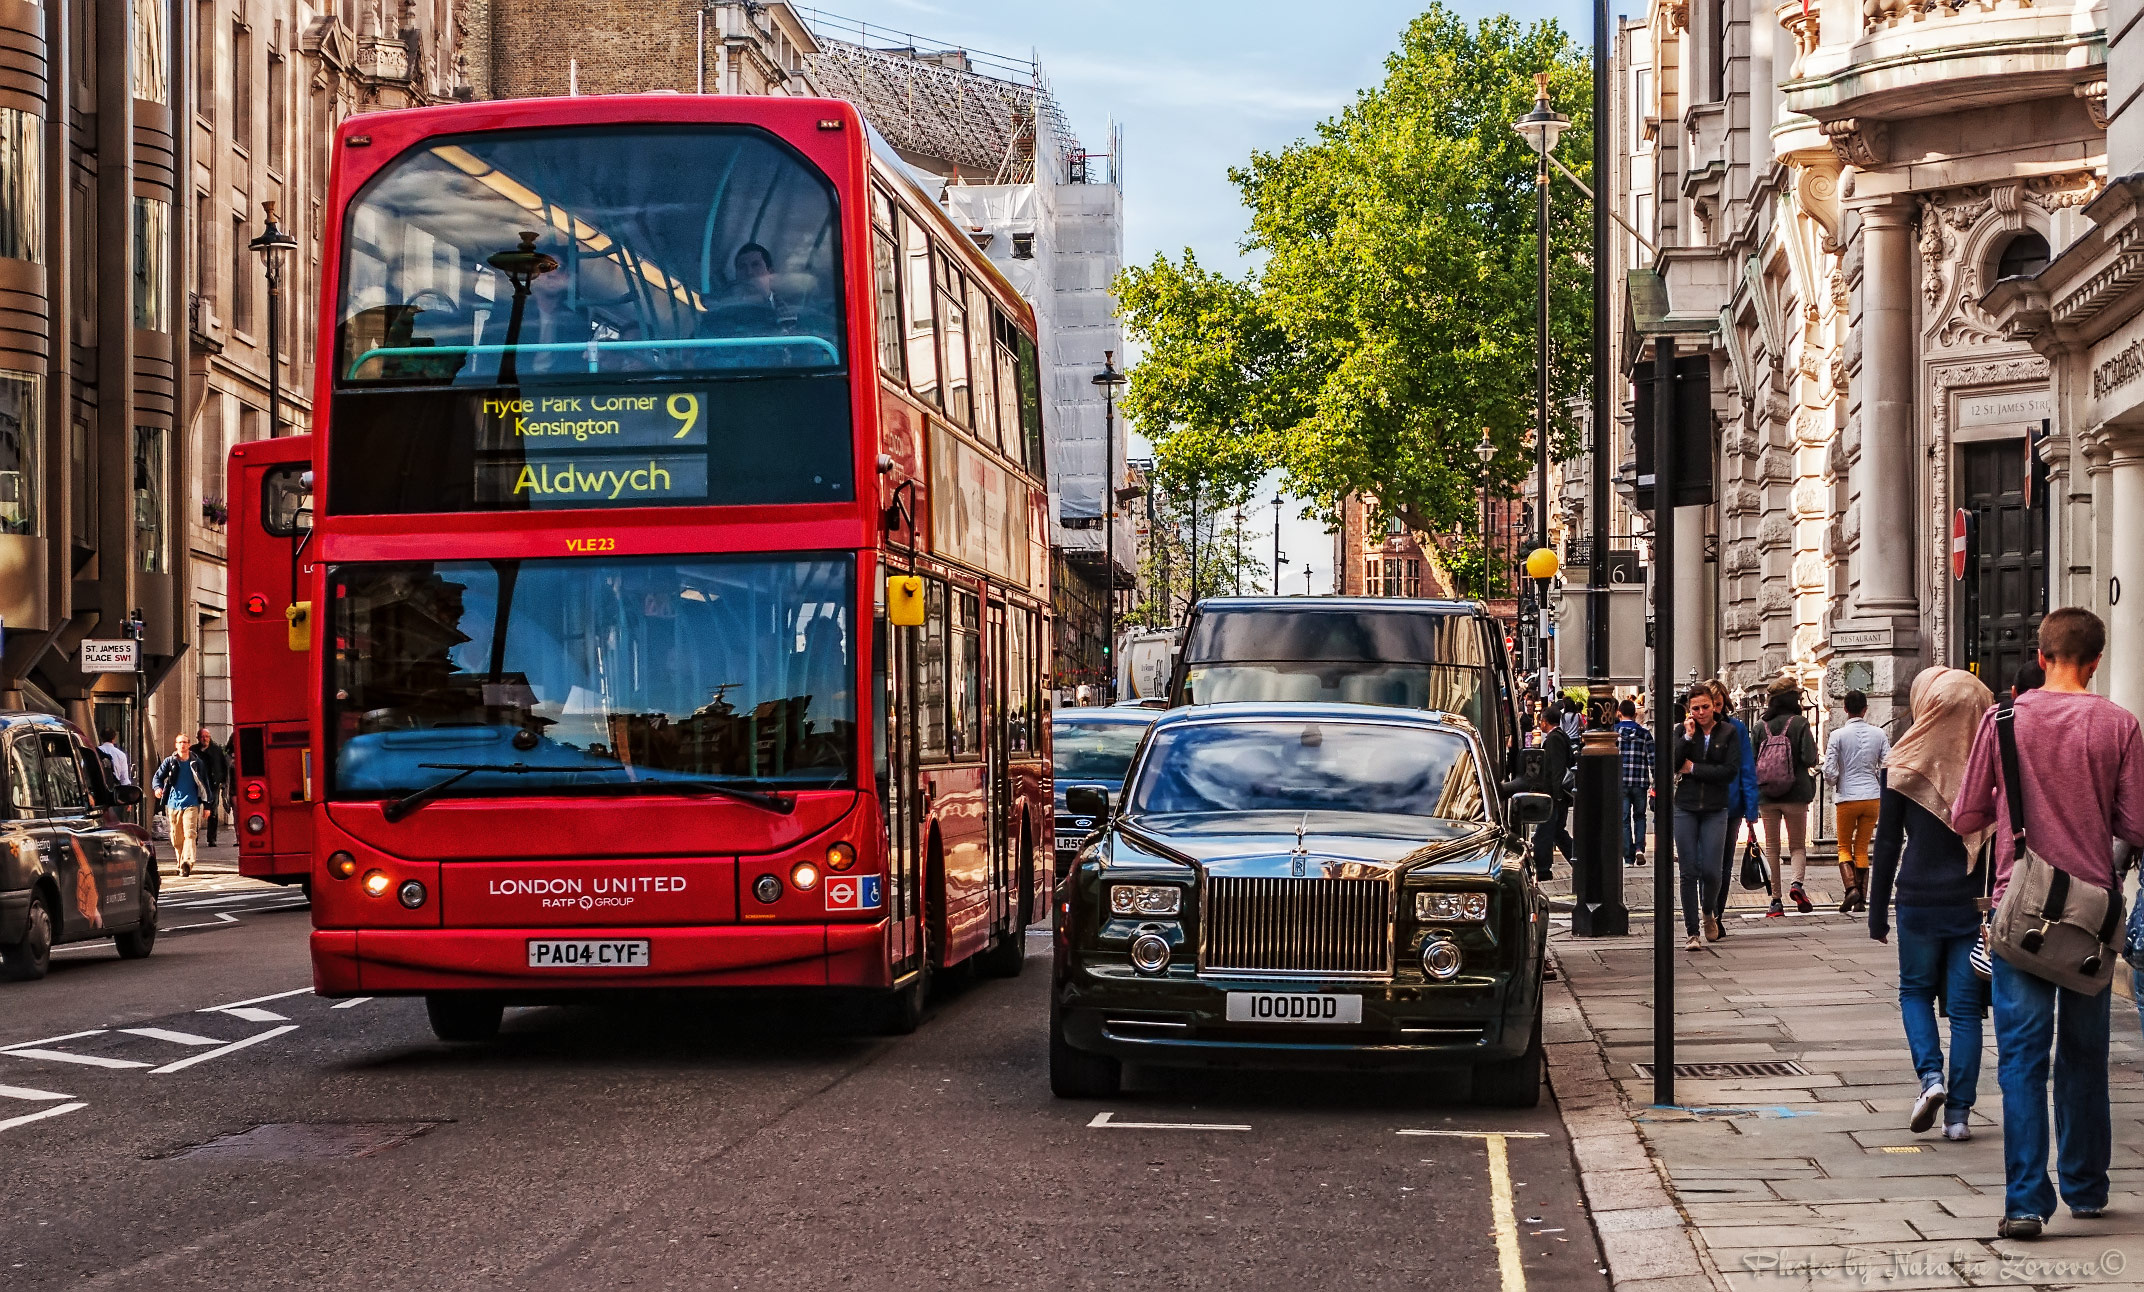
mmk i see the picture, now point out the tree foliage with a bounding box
[1117,5,1593,534]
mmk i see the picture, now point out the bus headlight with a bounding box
[1415,891,1489,922]
[790,862,820,891]
[361,870,392,898]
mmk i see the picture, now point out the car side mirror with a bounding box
[116,784,144,807]
[1064,786,1111,821]
[1508,792,1552,828]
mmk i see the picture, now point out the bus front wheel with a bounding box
[425,993,504,1043]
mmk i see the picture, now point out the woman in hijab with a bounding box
[1868,666,1994,1142]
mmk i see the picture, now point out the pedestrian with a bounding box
[1711,681,1759,934]
[1559,697,1585,743]
[192,727,231,848]
[1674,684,1744,951]
[1952,608,2144,1240]
[1753,679,1824,912]
[2012,659,2044,701]
[1527,704,1575,881]
[152,734,208,877]
[97,729,131,787]
[1616,699,1653,867]
[1826,689,1890,917]
[1868,667,1993,1143]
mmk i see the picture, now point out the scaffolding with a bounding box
[794,7,1091,185]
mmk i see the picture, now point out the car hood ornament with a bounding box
[1290,813,1309,877]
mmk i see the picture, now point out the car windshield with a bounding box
[1183,662,1490,732]
[328,554,854,799]
[1052,717,1152,785]
[1126,720,1486,822]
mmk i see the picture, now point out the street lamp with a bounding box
[1271,493,1285,595]
[1513,72,1567,624]
[247,202,300,435]
[1474,428,1496,600]
[1092,351,1128,700]
[487,230,559,386]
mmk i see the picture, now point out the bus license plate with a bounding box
[527,939,651,969]
[1225,992,1363,1024]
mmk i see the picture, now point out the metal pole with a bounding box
[1189,477,1201,610]
[1589,0,1612,683]
[1651,334,1677,1109]
[1536,146,1551,564]
[1103,378,1115,701]
[266,263,281,436]
[1234,507,1243,595]
[1273,496,1282,596]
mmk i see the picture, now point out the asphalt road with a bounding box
[2,878,1610,1291]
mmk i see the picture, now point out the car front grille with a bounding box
[1201,876,1393,977]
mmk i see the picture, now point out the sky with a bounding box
[814,0,1594,592]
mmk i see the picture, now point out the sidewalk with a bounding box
[1542,859,2144,1291]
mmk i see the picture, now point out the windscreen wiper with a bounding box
[606,775,799,815]
[383,762,548,823]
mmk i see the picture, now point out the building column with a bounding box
[1854,200,1919,617]
[2086,432,2114,624]
[2106,437,2144,719]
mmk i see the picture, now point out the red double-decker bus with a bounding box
[228,434,314,885]
[291,94,1054,1039]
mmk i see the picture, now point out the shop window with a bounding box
[0,371,40,535]
[133,198,170,331]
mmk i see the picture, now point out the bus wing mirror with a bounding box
[887,575,924,627]
[286,600,312,652]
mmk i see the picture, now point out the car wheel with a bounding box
[1,894,54,981]
[115,880,158,960]
[1472,1009,1544,1108]
[976,916,1026,979]
[425,993,504,1042]
[1049,997,1120,1099]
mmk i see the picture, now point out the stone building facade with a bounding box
[1614,0,2106,745]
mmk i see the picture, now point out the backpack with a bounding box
[1755,717,1798,797]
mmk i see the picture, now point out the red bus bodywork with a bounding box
[228,434,315,884]
[295,95,1052,1006]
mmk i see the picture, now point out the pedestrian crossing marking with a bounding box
[149,1025,297,1075]
[215,1007,289,1024]
[1,1048,151,1069]
[0,1102,86,1134]
[120,1028,225,1047]
[0,1083,72,1102]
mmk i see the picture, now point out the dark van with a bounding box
[1164,597,1524,775]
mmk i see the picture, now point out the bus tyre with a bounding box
[1,894,53,981]
[114,880,158,960]
[426,993,504,1042]
[1049,999,1120,1099]
[977,923,1025,978]
[1471,1010,1544,1108]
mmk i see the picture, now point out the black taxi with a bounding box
[1050,703,1552,1104]
[0,713,155,980]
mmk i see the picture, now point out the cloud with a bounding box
[1043,51,1353,120]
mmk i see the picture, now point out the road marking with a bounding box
[1397,1131,1545,1292]
[161,916,244,932]
[120,1028,225,1047]
[202,987,310,1011]
[0,1083,72,1101]
[330,997,373,1009]
[198,987,310,1024]
[215,1007,289,1023]
[2,1028,109,1050]
[1,1048,151,1069]
[149,1025,297,1075]
[1086,1111,1252,1131]
[0,1101,86,1133]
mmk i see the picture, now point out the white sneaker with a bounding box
[1911,1078,1947,1133]
[1943,1121,1972,1142]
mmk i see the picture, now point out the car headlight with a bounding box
[1109,884,1182,916]
[1415,890,1490,922]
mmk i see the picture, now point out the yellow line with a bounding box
[1483,1133,1528,1292]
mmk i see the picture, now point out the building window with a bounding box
[1405,559,1422,597]
[1996,232,2051,281]
[231,212,254,333]
[267,46,286,170]
[194,190,212,309]
[232,20,252,145]
[69,416,93,551]
[0,371,40,535]
[196,0,216,109]
[133,0,168,104]
[134,424,166,573]
[198,390,224,510]
[133,197,169,330]
[0,109,41,265]
[1364,557,1381,597]
[1385,514,1405,536]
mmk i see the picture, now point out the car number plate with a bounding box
[527,939,651,969]
[1225,992,1363,1024]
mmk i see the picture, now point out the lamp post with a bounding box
[247,202,300,435]
[1514,73,1569,699]
[487,230,559,387]
[1475,428,1496,600]
[1271,494,1285,595]
[1092,351,1128,699]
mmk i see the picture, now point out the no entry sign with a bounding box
[1951,508,1970,582]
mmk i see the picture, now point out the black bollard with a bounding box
[1570,723,1630,935]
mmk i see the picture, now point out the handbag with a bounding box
[1986,697,2124,994]
[1739,837,1770,891]
[1970,838,1996,981]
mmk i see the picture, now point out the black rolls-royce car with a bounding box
[1,712,155,980]
[1049,702,1552,1104]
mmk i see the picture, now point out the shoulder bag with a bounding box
[1986,697,2124,994]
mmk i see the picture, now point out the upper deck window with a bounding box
[338,125,843,387]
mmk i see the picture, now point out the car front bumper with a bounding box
[1055,959,1541,1072]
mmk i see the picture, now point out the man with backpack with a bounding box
[1952,608,2144,1240]
[1756,679,1824,914]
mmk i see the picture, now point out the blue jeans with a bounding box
[1990,957,2112,1219]
[1673,806,1728,936]
[1896,917,1984,1115]
[1623,787,1648,860]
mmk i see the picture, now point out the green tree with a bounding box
[1117,5,1592,535]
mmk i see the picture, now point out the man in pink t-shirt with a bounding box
[1951,608,2144,1240]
